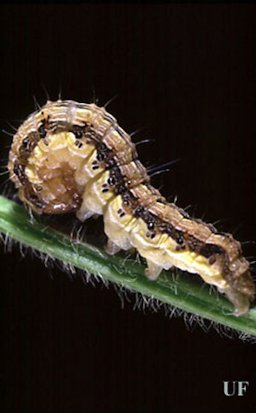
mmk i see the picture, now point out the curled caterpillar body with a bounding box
[8,99,255,316]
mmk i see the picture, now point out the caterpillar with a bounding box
[7,99,255,316]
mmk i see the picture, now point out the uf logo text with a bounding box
[223,381,249,396]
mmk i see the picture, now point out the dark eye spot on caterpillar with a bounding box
[7,99,255,316]
[75,140,83,148]
[13,161,27,185]
[38,123,47,138]
[72,125,85,139]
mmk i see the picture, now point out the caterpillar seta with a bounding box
[7,99,255,316]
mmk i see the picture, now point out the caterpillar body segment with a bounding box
[8,100,255,316]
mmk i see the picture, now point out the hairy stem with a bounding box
[0,195,256,338]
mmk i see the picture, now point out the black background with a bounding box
[1,4,256,413]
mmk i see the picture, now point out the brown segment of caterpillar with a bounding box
[7,99,255,316]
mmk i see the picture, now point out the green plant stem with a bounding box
[0,195,256,338]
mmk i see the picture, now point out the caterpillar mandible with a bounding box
[8,99,255,316]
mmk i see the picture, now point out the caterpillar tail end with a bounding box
[220,278,255,317]
[223,288,253,317]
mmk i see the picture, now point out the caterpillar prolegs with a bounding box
[8,100,255,316]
